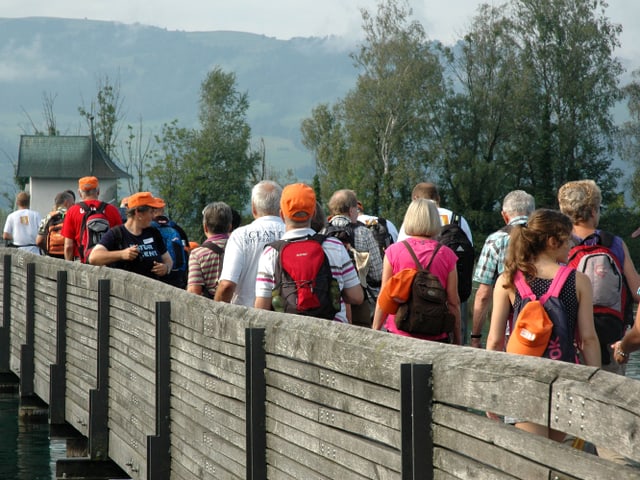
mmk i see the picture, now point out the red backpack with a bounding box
[269,234,341,320]
[78,201,110,263]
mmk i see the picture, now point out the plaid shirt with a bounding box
[472,216,528,286]
[328,215,383,285]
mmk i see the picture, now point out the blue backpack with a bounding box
[152,219,188,274]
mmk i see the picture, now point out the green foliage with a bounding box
[301,0,446,221]
[302,0,628,237]
[78,74,124,158]
[620,70,640,208]
[149,68,258,241]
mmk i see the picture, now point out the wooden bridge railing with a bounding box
[1,248,640,479]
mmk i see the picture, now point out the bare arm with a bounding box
[470,283,493,348]
[214,280,237,303]
[622,241,640,303]
[342,285,364,306]
[614,311,640,364]
[64,237,75,261]
[486,274,513,352]
[575,272,601,367]
[88,244,139,266]
[187,284,203,295]
[35,234,46,250]
[255,296,272,310]
[372,257,393,330]
[446,268,461,345]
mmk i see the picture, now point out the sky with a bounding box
[4,0,640,62]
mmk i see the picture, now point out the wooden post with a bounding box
[246,328,266,480]
[50,270,67,425]
[19,262,36,397]
[0,255,11,372]
[147,301,171,479]
[400,363,434,480]
[89,279,110,460]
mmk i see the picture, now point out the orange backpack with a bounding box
[45,211,65,258]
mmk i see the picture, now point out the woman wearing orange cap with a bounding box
[88,192,173,280]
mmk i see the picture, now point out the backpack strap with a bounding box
[402,240,442,273]
[513,271,536,301]
[540,266,572,304]
[201,241,224,255]
[514,266,571,303]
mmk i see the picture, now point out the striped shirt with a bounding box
[255,228,361,323]
[187,234,229,297]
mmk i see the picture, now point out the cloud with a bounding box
[0,35,61,82]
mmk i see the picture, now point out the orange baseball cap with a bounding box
[377,268,417,314]
[506,311,553,357]
[127,192,166,209]
[280,183,316,221]
[78,176,99,191]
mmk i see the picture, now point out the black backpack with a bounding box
[437,213,474,302]
[362,217,394,258]
[394,241,455,335]
[269,234,341,320]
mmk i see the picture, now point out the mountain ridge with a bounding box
[0,17,360,199]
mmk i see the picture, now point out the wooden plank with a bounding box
[266,433,376,480]
[172,358,245,405]
[108,372,155,433]
[266,448,339,480]
[433,404,638,480]
[109,340,156,381]
[172,320,246,360]
[266,401,401,474]
[552,373,640,463]
[108,428,146,480]
[434,447,518,479]
[170,415,244,479]
[267,353,399,412]
[266,373,400,446]
[171,335,245,387]
[170,382,245,446]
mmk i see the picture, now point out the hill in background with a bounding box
[0,17,360,206]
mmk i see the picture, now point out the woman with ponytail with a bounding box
[486,208,600,441]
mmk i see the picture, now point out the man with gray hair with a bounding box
[187,202,233,297]
[215,180,285,306]
[470,190,535,348]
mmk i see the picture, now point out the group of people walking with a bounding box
[5,175,640,453]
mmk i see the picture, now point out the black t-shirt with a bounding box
[99,225,167,279]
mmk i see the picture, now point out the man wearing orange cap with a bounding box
[89,192,172,280]
[255,183,363,323]
[61,176,123,261]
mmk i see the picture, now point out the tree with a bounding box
[78,74,125,158]
[120,118,155,194]
[149,67,257,241]
[508,0,623,206]
[620,69,640,207]
[438,4,523,230]
[301,0,446,220]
